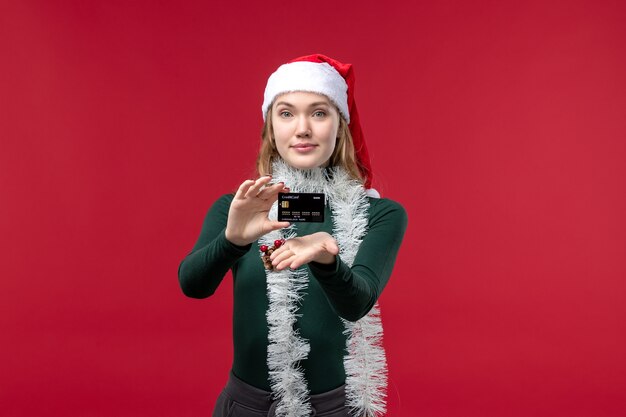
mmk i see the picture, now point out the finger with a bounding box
[244,175,273,198]
[275,255,296,271]
[257,183,287,200]
[269,245,285,260]
[273,251,298,269]
[289,252,316,270]
[289,257,305,270]
[260,183,289,202]
[260,221,290,235]
[234,179,255,200]
[271,249,294,266]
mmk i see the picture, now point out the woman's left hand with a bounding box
[270,232,339,271]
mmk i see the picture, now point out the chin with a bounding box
[281,156,324,170]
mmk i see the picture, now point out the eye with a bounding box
[313,110,327,117]
[279,110,293,118]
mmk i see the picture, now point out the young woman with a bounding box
[178,54,407,417]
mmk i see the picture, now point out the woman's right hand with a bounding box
[224,175,291,247]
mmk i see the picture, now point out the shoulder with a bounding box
[367,196,408,229]
[216,192,236,205]
[204,192,236,218]
[368,197,407,218]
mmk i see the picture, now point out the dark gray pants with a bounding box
[212,371,350,417]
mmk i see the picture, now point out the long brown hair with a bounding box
[256,106,364,183]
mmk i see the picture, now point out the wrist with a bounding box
[224,229,250,247]
[314,252,336,265]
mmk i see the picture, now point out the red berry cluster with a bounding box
[260,239,285,270]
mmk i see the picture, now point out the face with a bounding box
[271,91,340,170]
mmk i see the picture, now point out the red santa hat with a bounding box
[262,54,374,191]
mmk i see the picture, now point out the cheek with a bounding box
[328,137,338,155]
[325,122,340,145]
[271,123,289,145]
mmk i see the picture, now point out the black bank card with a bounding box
[278,193,325,222]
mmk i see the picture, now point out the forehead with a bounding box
[273,91,332,106]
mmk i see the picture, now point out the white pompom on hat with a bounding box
[261,54,375,191]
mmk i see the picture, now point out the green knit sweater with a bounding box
[178,193,407,394]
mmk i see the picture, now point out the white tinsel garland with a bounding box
[261,159,387,417]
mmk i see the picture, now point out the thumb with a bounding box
[265,221,290,233]
[325,240,340,255]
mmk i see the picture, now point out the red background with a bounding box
[1,1,625,416]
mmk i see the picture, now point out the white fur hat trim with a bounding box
[262,61,350,123]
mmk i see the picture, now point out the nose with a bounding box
[295,116,311,138]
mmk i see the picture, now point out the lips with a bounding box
[291,143,317,153]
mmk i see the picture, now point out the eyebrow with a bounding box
[275,101,331,108]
